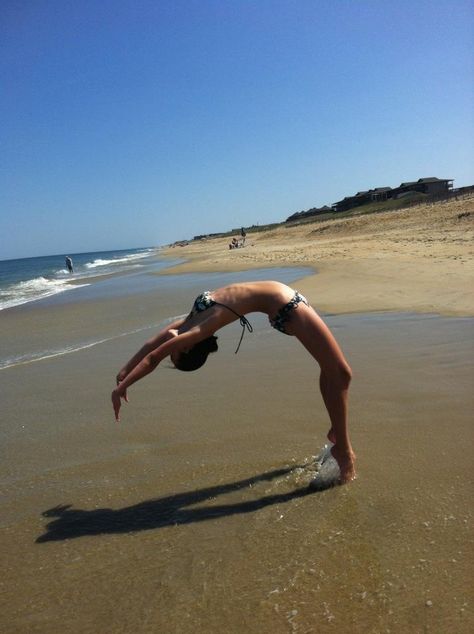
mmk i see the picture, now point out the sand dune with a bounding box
[162,195,474,316]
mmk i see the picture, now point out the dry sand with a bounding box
[161,195,474,316]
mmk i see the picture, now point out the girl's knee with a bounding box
[321,362,352,389]
[329,362,352,388]
[344,363,352,385]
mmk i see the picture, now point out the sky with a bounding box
[1,0,473,259]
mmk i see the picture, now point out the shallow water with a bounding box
[1,269,473,633]
[0,265,311,370]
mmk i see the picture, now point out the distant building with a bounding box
[332,177,453,212]
[286,206,332,222]
[370,187,392,201]
[391,177,453,199]
[332,189,384,213]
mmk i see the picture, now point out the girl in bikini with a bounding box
[112,281,355,486]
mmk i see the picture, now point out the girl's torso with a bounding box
[211,281,295,316]
[181,281,297,332]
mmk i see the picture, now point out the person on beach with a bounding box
[65,256,74,274]
[112,281,355,486]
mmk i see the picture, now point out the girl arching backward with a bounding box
[112,281,355,486]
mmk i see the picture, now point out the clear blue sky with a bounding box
[1,0,473,259]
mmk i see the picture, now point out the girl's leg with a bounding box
[319,372,337,444]
[288,305,356,483]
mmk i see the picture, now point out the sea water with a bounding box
[0,247,159,311]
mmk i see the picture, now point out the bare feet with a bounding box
[325,428,356,484]
[331,444,356,484]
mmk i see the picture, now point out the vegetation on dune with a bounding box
[178,189,472,247]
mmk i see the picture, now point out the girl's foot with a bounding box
[331,445,356,484]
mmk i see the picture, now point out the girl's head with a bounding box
[172,336,218,372]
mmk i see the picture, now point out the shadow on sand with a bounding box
[36,466,317,543]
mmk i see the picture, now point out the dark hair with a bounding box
[173,336,218,372]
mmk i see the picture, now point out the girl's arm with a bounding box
[116,317,185,385]
[112,324,210,421]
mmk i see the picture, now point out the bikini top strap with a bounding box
[214,302,253,354]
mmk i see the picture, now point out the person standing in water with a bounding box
[112,281,355,487]
[65,256,74,274]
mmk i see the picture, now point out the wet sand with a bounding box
[1,287,473,632]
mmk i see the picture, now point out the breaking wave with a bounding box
[0,277,89,311]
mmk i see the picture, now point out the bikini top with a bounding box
[213,301,253,354]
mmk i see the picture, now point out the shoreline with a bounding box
[158,195,474,317]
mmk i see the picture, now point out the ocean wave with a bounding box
[85,252,153,269]
[0,276,89,311]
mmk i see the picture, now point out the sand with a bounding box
[161,195,474,316]
[1,196,473,633]
[2,310,473,633]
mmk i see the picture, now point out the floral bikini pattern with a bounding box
[269,290,309,334]
[191,291,216,315]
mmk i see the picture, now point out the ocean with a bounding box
[0,247,160,311]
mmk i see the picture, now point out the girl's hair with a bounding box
[173,336,218,372]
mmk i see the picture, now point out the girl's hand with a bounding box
[116,369,127,385]
[112,387,127,422]
[116,371,129,404]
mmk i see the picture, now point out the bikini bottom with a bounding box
[269,290,309,334]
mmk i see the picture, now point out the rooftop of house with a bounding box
[399,177,453,187]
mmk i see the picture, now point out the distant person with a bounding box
[112,281,355,488]
[240,227,246,245]
[65,256,74,274]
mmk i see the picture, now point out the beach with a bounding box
[1,197,473,633]
[162,195,474,316]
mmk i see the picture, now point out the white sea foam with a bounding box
[0,277,90,311]
[85,251,152,269]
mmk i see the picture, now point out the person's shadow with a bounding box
[36,466,318,543]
